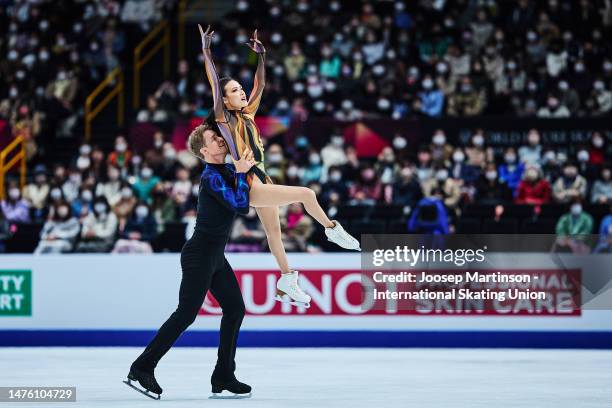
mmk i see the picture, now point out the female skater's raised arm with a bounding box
[198,25,225,122]
[243,29,266,116]
[198,24,239,160]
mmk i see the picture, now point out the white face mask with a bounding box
[453,152,465,162]
[141,168,153,179]
[433,134,446,145]
[309,154,321,165]
[121,188,133,198]
[577,150,589,162]
[330,172,342,182]
[8,188,20,200]
[57,207,69,218]
[50,189,62,200]
[436,170,449,181]
[472,136,484,146]
[115,143,127,152]
[94,203,107,214]
[136,206,149,218]
[571,204,582,215]
[485,171,498,181]
[81,190,93,202]
[331,136,344,147]
[393,137,407,149]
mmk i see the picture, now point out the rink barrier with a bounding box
[1,330,612,349]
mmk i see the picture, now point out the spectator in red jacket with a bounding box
[515,165,552,205]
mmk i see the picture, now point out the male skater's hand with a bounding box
[233,148,256,173]
[245,29,265,54]
[198,24,214,49]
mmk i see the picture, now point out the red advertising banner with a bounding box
[199,269,581,316]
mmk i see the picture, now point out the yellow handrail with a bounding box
[84,68,125,141]
[133,20,171,109]
[0,136,26,200]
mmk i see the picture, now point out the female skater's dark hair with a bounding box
[219,77,235,96]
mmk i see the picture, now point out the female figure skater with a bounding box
[198,24,360,307]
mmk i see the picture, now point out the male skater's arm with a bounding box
[198,24,239,160]
[243,29,266,116]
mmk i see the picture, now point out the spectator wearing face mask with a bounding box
[73,143,92,173]
[475,163,513,205]
[76,197,118,252]
[320,134,348,173]
[553,162,587,203]
[1,184,30,223]
[537,95,570,117]
[557,80,580,114]
[422,167,461,210]
[430,130,453,167]
[23,165,50,220]
[61,168,82,203]
[575,147,600,181]
[498,147,525,192]
[349,166,382,205]
[447,77,484,116]
[133,166,160,203]
[96,166,123,206]
[279,202,315,252]
[554,198,593,253]
[589,132,607,166]
[391,166,423,208]
[415,148,434,183]
[591,80,612,115]
[591,167,612,204]
[465,131,487,168]
[418,76,445,117]
[515,165,552,205]
[150,184,177,232]
[264,144,287,183]
[229,207,267,252]
[321,166,349,207]
[540,148,562,181]
[112,184,138,230]
[158,143,182,181]
[71,187,95,218]
[518,129,542,165]
[450,148,481,184]
[284,163,302,186]
[107,136,132,170]
[302,151,323,185]
[114,202,157,253]
[34,202,80,254]
[376,147,397,186]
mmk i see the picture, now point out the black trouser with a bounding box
[133,233,245,381]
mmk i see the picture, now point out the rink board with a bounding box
[0,254,611,348]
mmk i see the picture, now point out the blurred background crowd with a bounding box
[0,0,611,254]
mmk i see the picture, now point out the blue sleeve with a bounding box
[202,170,250,214]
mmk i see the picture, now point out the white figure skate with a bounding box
[275,271,311,308]
[325,220,361,251]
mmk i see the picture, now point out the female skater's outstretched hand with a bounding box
[233,147,256,173]
[198,24,214,49]
[245,29,265,54]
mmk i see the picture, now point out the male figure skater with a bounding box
[124,123,256,399]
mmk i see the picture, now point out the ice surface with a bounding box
[1,347,611,408]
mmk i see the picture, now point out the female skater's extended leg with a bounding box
[249,180,360,251]
[256,206,291,274]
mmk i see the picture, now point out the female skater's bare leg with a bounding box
[255,206,291,274]
[249,178,360,251]
[250,179,334,228]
